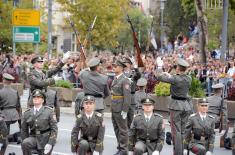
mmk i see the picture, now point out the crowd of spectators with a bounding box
[1,34,235,98]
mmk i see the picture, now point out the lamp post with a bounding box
[160,0,166,55]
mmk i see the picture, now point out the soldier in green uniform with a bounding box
[155,58,192,155]
[123,57,141,128]
[0,73,21,134]
[78,57,110,113]
[129,98,165,155]
[71,95,105,155]
[0,112,8,155]
[134,77,148,114]
[21,89,58,155]
[28,53,71,121]
[183,98,215,155]
[111,59,131,155]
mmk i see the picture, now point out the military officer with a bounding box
[21,89,58,155]
[27,52,71,107]
[0,73,21,134]
[155,58,192,155]
[183,98,215,155]
[134,77,148,113]
[79,57,110,113]
[207,83,227,132]
[111,59,131,155]
[129,98,165,155]
[123,57,141,128]
[0,112,8,155]
[71,95,105,155]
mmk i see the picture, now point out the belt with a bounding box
[131,92,135,94]
[194,136,208,141]
[85,93,103,98]
[30,128,51,135]
[139,139,158,143]
[111,96,124,99]
[171,96,187,100]
[0,107,16,110]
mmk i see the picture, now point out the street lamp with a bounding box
[160,0,166,55]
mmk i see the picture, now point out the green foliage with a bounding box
[117,8,151,51]
[154,82,171,96]
[54,80,73,89]
[189,74,205,98]
[163,0,197,40]
[57,0,128,50]
[0,0,48,54]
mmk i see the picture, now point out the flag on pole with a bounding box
[150,31,157,49]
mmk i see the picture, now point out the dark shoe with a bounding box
[8,153,16,155]
[224,137,232,149]
[166,132,172,145]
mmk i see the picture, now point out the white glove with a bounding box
[0,143,2,149]
[121,111,127,119]
[152,150,160,155]
[183,149,188,155]
[205,151,212,155]
[53,75,63,81]
[93,151,99,155]
[219,130,226,136]
[128,151,133,155]
[62,51,71,63]
[44,144,52,154]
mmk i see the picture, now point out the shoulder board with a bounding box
[95,112,103,117]
[76,114,82,119]
[189,113,196,117]
[208,115,215,119]
[154,113,163,118]
[44,106,53,110]
[24,108,31,113]
[134,113,142,117]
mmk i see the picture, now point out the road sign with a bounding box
[13,26,40,43]
[13,9,40,26]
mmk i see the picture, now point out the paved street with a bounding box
[5,113,232,155]
[2,89,232,155]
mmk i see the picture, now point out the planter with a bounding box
[225,100,235,120]
[72,88,83,102]
[0,83,24,96]
[48,87,73,107]
[149,95,171,113]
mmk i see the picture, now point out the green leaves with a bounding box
[189,74,205,98]
[154,82,171,96]
[54,80,73,89]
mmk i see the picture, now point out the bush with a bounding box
[189,74,205,98]
[154,82,171,96]
[53,80,73,89]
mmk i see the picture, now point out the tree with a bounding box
[0,0,49,54]
[57,0,129,50]
[117,8,151,53]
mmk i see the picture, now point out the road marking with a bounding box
[8,144,71,155]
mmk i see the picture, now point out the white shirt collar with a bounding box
[199,112,206,120]
[34,105,42,114]
[85,112,94,119]
[144,113,153,120]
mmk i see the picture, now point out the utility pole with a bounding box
[221,0,228,63]
[160,0,166,55]
[48,0,52,60]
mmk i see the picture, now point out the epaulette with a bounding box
[76,114,82,119]
[45,106,53,110]
[24,108,31,113]
[154,113,163,118]
[189,113,196,117]
[95,112,103,117]
[208,115,215,119]
[134,113,142,117]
